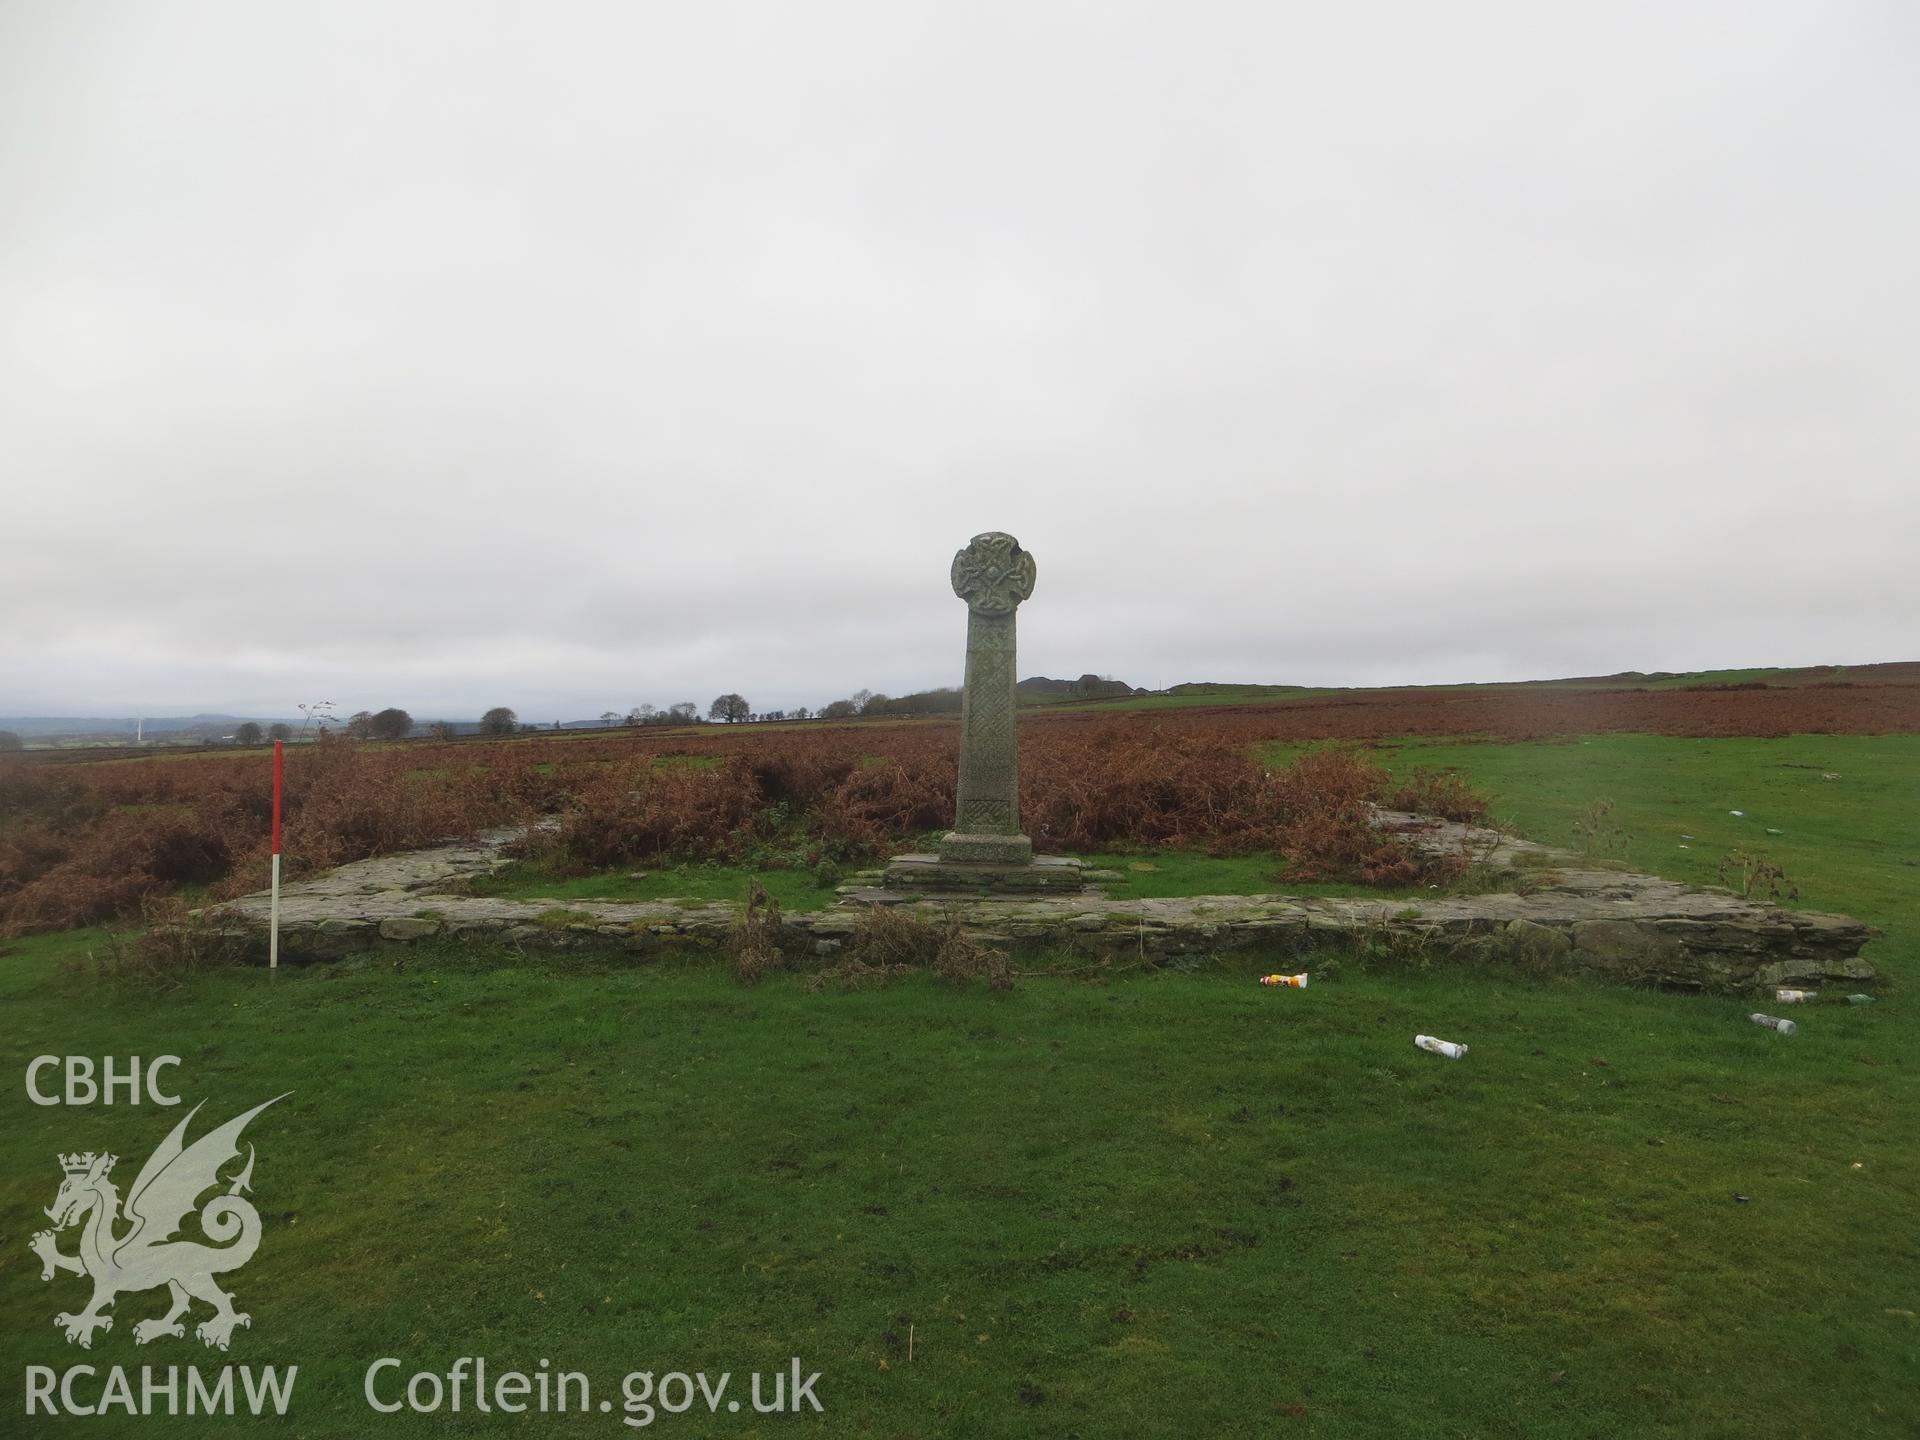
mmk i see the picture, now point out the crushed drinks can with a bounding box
[1750,1013,1798,1036]
[1260,972,1308,989]
[1775,989,1815,1004]
[1414,1034,1468,1059]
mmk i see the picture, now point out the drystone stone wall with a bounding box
[205,813,1876,993]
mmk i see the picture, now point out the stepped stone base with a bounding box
[937,830,1035,865]
[200,812,1881,995]
[883,853,1089,893]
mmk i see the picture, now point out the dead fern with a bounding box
[1386,766,1491,823]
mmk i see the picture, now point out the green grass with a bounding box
[1069,850,1441,903]
[1357,733,1920,948]
[1043,685,1341,713]
[1629,667,1790,688]
[471,858,841,913]
[2,733,1916,1437]
[2,925,1914,1438]
[1035,665,1880,714]
[652,753,724,772]
[532,906,599,928]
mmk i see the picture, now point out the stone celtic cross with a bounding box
[941,531,1037,865]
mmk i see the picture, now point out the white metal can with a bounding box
[1414,1034,1468,1059]
[1775,989,1815,1003]
[1750,1013,1798,1036]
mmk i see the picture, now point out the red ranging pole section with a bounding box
[269,740,283,970]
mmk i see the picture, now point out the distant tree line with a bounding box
[345,708,415,741]
[622,703,702,728]
[805,686,962,720]
[127,672,1124,757]
[222,676,1119,751]
[223,721,296,747]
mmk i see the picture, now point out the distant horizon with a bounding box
[5,655,1913,736]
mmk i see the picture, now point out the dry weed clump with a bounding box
[806,906,1011,991]
[1571,798,1631,860]
[932,914,1012,989]
[843,904,940,967]
[1717,850,1799,902]
[805,904,931,992]
[729,879,786,984]
[61,896,250,989]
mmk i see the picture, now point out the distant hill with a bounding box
[1017,675,1142,700]
[1163,682,1313,698]
[0,714,302,740]
[8,663,1912,749]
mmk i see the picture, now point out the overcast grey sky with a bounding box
[3,1,1915,720]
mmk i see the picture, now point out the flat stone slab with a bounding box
[883,853,1092,892]
[259,828,526,899]
[203,812,1878,993]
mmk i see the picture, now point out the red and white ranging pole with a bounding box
[270,739,283,970]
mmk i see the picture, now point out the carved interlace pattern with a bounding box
[950,532,1036,616]
[959,798,1013,830]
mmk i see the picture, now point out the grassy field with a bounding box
[1365,733,1919,947]
[1043,685,1337,713]
[1015,665,1895,715]
[1,734,1915,1437]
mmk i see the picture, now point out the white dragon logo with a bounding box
[29,1095,287,1351]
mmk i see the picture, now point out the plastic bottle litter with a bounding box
[1729,810,1744,817]
[1414,1034,1468,1059]
[1749,1013,1798,1036]
[1847,993,1875,1005]
[1260,972,1308,989]
[1774,989,1815,1004]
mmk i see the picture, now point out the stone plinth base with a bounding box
[205,823,1881,992]
[938,830,1034,865]
[883,853,1087,893]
